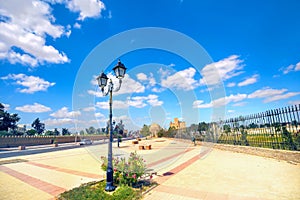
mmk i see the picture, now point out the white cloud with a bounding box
[115,74,145,95]
[0,0,70,66]
[15,103,51,113]
[237,74,259,87]
[89,74,145,96]
[43,118,75,126]
[280,61,300,74]
[151,87,165,93]
[136,73,147,81]
[193,100,211,108]
[95,112,105,118]
[83,106,96,112]
[96,101,128,110]
[161,67,198,90]
[50,107,81,118]
[193,93,247,108]
[233,102,247,107]
[227,82,236,87]
[127,94,163,108]
[127,97,147,108]
[73,22,81,29]
[96,94,163,109]
[1,73,55,93]
[0,0,106,67]
[248,87,287,99]
[264,92,300,103]
[66,0,105,20]
[288,100,300,105]
[1,103,10,110]
[201,55,244,85]
[248,87,300,103]
[296,62,300,71]
[136,72,156,88]
[282,65,294,74]
[147,94,163,106]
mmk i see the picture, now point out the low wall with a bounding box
[0,135,107,148]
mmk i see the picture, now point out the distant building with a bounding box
[170,118,186,129]
[17,124,26,133]
[149,123,161,137]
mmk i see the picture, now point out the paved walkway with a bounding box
[0,138,299,200]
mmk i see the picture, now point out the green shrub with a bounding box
[57,181,141,200]
[112,185,141,200]
[100,151,146,186]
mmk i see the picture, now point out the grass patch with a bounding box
[56,180,156,200]
[0,159,28,165]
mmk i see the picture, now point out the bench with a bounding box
[138,145,151,150]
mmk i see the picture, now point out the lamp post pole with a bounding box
[97,60,127,192]
[107,80,114,191]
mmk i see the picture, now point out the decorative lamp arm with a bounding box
[113,79,122,92]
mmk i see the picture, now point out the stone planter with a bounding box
[145,145,151,150]
[18,146,26,150]
[139,145,145,150]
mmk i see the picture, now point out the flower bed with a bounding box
[101,152,147,186]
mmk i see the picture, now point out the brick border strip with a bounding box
[0,165,65,196]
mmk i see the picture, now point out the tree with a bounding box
[198,122,209,133]
[140,124,150,137]
[248,123,258,129]
[26,129,37,136]
[54,128,60,136]
[166,126,176,138]
[114,120,125,137]
[86,126,96,134]
[223,124,231,134]
[31,118,45,135]
[157,129,165,137]
[0,103,20,132]
[80,130,85,135]
[44,130,54,136]
[189,124,198,132]
[62,128,70,135]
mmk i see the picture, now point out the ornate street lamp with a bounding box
[96,60,127,191]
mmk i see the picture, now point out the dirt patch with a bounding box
[201,142,300,164]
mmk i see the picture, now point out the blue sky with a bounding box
[1,0,300,132]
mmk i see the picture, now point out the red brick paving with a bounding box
[0,144,211,199]
[155,148,212,184]
[0,165,65,196]
[147,147,194,168]
[26,161,102,179]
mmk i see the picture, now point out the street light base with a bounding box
[105,183,115,192]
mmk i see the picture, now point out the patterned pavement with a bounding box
[0,138,299,200]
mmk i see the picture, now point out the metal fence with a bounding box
[170,105,300,151]
[216,104,300,151]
